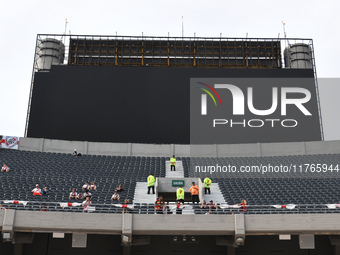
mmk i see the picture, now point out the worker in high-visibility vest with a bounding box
[189,182,199,204]
[147,174,155,194]
[204,176,212,195]
[170,155,176,171]
[176,186,185,203]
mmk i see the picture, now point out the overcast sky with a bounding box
[0,0,339,141]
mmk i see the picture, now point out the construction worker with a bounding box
[204,176,212,194]
[170,155,176,171]
[189,182,199,204]
[147,174,155,194]
[176,186,185,203]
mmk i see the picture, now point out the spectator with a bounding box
[163,202,172,214]
[82,196,92,212]
[147,174,155,194]
[40,206,48,211]
[115,184,125,193]
[0,205,5,210]
[237,199,248,214]
[69,188,79,200]
[200,200,208,209]
[208,200,218,213]
[32,184,42,196]
[1,164,10,172]
[42,187,49,195]
[176,186,185,203]
[111,191,120,202]
[90,181,97,191]
[73,149,82,157]
[204,176,212,194]
[155,196,164,214]
[82,181,90,191]
[189,182,199,205]
[83,189,92,199]
[170,155,176,171]
[122,199,130,214]
[176,201,184,214]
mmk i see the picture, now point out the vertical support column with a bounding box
[40,138,45,152]
[127,143,132,156]
[171,144,175,156]
[2,209,15,240]
[83,141,88,155]
[257,143,262,157]
[13,243,23,255]
[121,213,133,246]
[301,141,306,155]
[234,214,245,245]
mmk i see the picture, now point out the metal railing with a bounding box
[1,201,339,215]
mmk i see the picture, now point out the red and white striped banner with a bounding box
[326,204,340,209]
[0,136,19,149]
[112,204,134,210]
[219,204,241,209]
[3,200,28,206]
[271,204,296,210]
[59,202,82,208]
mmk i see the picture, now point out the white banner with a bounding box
[0,136,19,149]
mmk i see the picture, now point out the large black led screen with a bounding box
[27,66,320,144]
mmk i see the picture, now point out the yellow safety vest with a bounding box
[170,157,176,165]
[147,175,155,186]
[204,178,212,188]
[177,188,184,200]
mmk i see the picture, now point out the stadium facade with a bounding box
[1,34,339,255]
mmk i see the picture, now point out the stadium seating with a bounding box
[1,148,340,214]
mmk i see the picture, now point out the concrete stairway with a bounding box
[202,183,225,204]
[165,160,184,178]
[133,182,156,204]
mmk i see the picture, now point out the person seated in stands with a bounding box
[208,200,218,214]
[82,181,90,191]
[82,196,92,212]
[200,200,208,209]
[154,196,164,214]
[122,199,130,214]
[1,164,10,172]
[111,191,120,202]
[73,149,82,157]
[40,206,48,211]
[69,188,79,200]
[115,184,125,193]
[31,184,42,196]
[89,181,97,191]
[42,187,49,195]
[237,199,248,214]
[83,189,92,199]
[176,201,184,214]
[0,205,5,210]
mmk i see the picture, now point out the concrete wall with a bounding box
[18,137,340,157]
[2,211,340,236]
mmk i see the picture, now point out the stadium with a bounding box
[1,34,340,255]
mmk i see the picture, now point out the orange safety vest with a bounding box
[189,185,199,195]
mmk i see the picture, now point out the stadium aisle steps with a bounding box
[165,161,184,178]
[203,183,225,204]
[133,182,156,204]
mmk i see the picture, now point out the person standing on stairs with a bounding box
[147,174,155,194]
[170,155,176,171]
[189,182,199,204]
[176,186,185,203]
[204,176,212,194]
